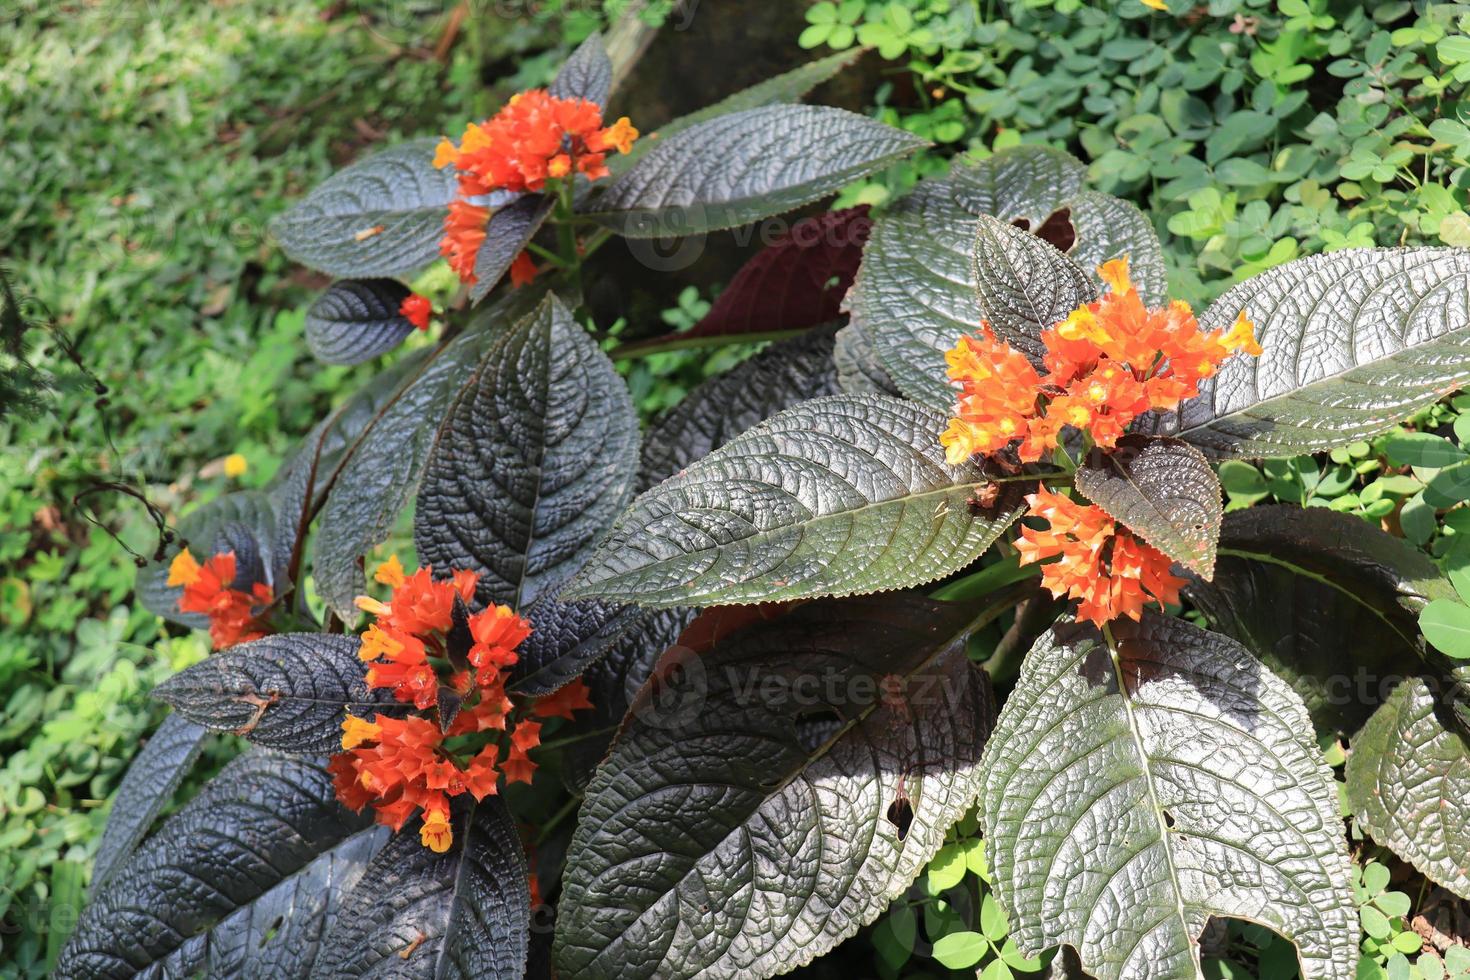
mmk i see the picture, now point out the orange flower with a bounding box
[535,678,594,720]
[168,548,273,649]
[509,250,538,288]
[939,330,1043,464]
[399,293,432,331]
[440,199,490,284]
[1015,489,1185,627]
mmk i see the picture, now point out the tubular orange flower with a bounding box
[168,548,273,649]
[399,293,432,331]
[1015,490,1186,627]
[433,90,639,284]
[509,250,538,288]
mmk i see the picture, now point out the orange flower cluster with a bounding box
[330,557,594,852]
[399,293,432,330]
[1015,489,1187,627]
[940,257,1261,466]
[167,549,273,649]
[434,90,638,283]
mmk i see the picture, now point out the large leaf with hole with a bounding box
[313,798,529,979]
[846,146,1167,408]
[580,105,925,237]
[56,751,371,978]
[1074,435,1222,577]
[90,714,209,893]
[562,394,1025,608]
[553,593,995,979]
[639,326,840,488]
[271,139,458,278]
[1346,677,1470,900]
[415,294,639,610]
[153,634,400,755]
[304,278,415,365]
[1186,504,1470,733]
[1138,248,1470,457]
[980,614,1357,980]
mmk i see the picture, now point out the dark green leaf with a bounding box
[90,714,209,893]
[638,327,840,489]
[981,614,1357,980]
[153,634,400,755]
[57,752,371,978]
[971,213,1096,364]
[581,105,925,237]
[1186,505,1470,733]
[313,798,529,979]
[507,595,643,697]
[270,139,458,278]
[415,295,639,609]
[553,594,995,979]
[1141,248,1470,458]
[1074,435,1222,576]
[469,194,555,304]
[549,32,612,106]
[304,279,414,366]
[562,394,1025,608]
[136,491,279,628]
[833,321,901,396]
[1346,678,1470,901]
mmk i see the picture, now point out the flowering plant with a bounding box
[64,32,1470,980]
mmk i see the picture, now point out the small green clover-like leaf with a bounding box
[932,931,989,969]
[980,614,1358,980]
[1074,435,1222,577]
[1346,676,1470,901]
[1420,598,1470,659]
[1381,431,1469,469]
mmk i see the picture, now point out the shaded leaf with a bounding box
[313,798,529,979]
[847,147,1167,409]
[833,321,901,396]
[1074,435,1222,577]
[469,194,555,304]
[970,213,1096,364]
[1141,248,1470,457]
[581,105,925,237]
[136,491,279,628]
[549,32,611,106]
[638,326,840,489]
[90,714,209,893]
[562,394,1025,608]
[1346,677,1470,901]
[415,295,639,609]
[305,279,415,366]
[271,139,457,278]
[507,594,643,697]
[57,752,371,978]
[553,593,995,979]
[1186,505,1470,733]
[980,614,1357,980]
[154,634,399,755]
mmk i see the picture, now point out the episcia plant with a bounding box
[55,31,1470,980]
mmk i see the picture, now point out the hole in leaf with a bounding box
[260,916,284,946]
[1033,208,1077,253]
[793,707,843,753]
[1010,218,1032,232]
[887,796,914,840]
[1163,809,1177,829]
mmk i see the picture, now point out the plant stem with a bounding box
[609,327,811,360]
[535,793,584,845]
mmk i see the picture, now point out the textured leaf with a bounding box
[415,295,639,609]
[271,139,457,278]
[1074,435,1222,577]
[613,48,866,173]
[313,294,533,619]
[626,208,870,351]
[305,279,415,366]
[581,105,925,237]
[313,798,529,979]
[833,321,901,396]
[1346,678,1470,900]
[136,491,279,628]
[468,194,555,303]
[1141,248,1470,457]
[980,614,1357,980]
[847,147,1168,409]
[1186,505,1470,733]
[57,752,370,978]
[554,593,995,979]
[549,32,611,106]
[562,394,1026,608]
[154,634,399,755]
[142,828,389,979]
[638,327,840,489]
[970,213,1096,363]
[507,594,642,697]
[90,714,209,893]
